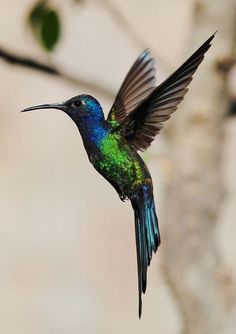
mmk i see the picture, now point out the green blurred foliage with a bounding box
[28,0,61,52]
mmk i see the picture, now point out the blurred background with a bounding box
[0,0,236,333]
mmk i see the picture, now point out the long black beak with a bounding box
[21,103,66,113]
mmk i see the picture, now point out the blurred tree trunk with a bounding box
[162,1,236,333]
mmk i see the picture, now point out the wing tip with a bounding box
[138,48,152,63]
[204,31,217,48]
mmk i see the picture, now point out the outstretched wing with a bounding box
[120,33,216,151]
[107,49,156,127]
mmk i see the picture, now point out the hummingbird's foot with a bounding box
[119,193,128,202]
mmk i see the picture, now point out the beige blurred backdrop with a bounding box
[0,0,236,333]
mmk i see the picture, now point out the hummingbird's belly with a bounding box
[92,134,151,197]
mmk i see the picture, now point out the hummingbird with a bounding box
[22,33,215,317]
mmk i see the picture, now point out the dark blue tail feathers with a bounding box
[131,184,160,318]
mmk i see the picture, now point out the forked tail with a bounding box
[131,184,160,318]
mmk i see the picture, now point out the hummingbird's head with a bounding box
[63,95,104,123]
[21,94,105,124]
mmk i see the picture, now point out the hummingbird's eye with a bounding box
[72,100,83,108]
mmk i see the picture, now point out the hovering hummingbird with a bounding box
[22,33,215,317]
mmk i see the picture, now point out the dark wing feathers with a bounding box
[120,33,215,151]
[107,49,156,125]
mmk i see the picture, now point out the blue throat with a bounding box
[66,95,110,152]
[76,116,109,152]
